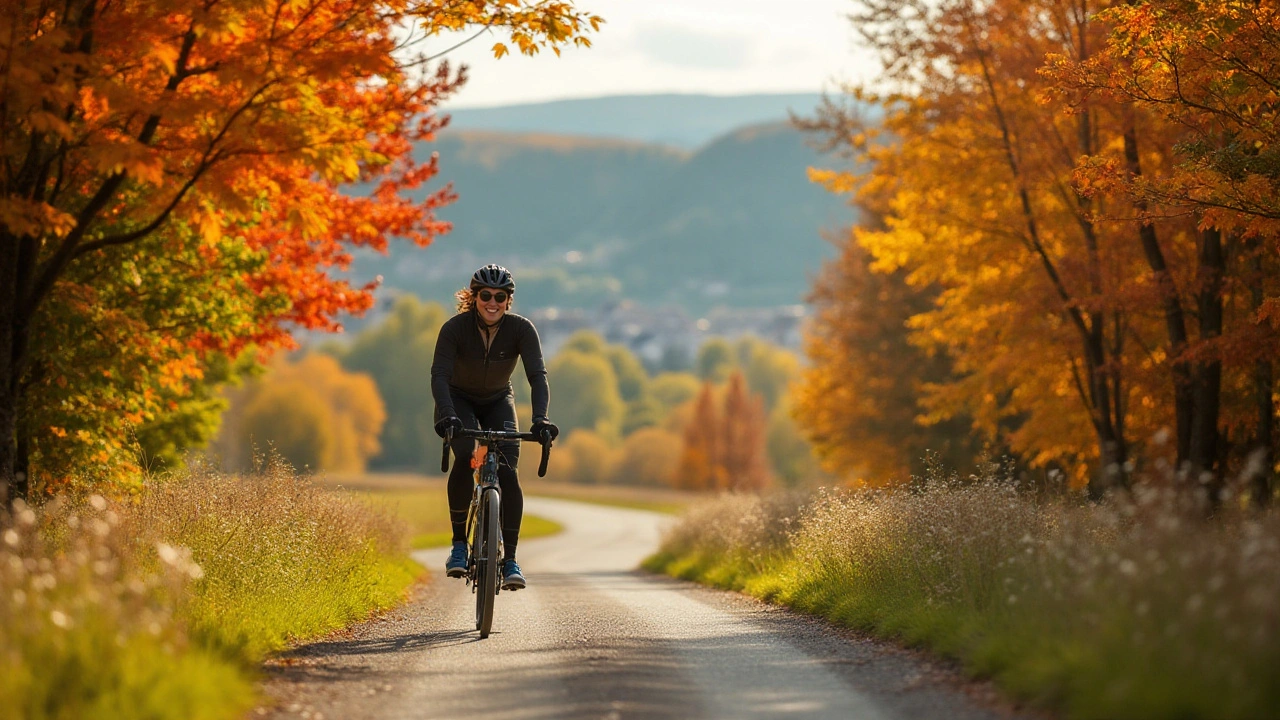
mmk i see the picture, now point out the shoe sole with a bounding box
[501,576,526,591]
[445,567,466,579]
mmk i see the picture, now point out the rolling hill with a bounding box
[350,95,856,313]
[443,92,828,149]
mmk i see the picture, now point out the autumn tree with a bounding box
[613,427,682,486]
[694,339,735,383]
[547,351,625,438]
[1045,0,1280,500]
[329,295,446,469]
[0,0,601,499]
[215,354,385,473]
[649,372,702,411]
[721,372,772,490]
[553,429,617,485]
[673,374,772,491]
[807,0,1181,493]
[553,330,661,435]
[791,227,979,484]
[675,383,722,491]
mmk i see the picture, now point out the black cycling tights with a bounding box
[445,393,523,560]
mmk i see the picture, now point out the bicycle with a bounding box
[441,426,552,639]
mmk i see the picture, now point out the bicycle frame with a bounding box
[464,438,504,588]
[441,427,551,638]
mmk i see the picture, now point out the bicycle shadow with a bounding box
[292,628,478,657]
[264,629,478,685]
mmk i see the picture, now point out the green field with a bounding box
[320,473,565,548]
[522,479,696,515]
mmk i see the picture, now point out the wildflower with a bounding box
[50,610,70,628]
[156,542,180,566]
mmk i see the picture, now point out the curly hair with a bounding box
[455,286,475,313]
[455,286,513,314]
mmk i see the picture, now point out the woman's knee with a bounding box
[497,442,520,469]
[449,437,476,460]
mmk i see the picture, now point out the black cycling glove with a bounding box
[531,417,559,443]
[435,415,463,439]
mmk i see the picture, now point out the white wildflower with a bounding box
[156,542,180,566]
[50,610,70,628]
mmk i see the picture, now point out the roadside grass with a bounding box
[1,459,419,720]
[320,472,565,547]
[645,479,1280,720]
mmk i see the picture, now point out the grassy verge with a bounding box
[320,472,565,548]
[0,459,419,720]
[645,483,1280,720]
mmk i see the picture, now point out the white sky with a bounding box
[426,0,880,109]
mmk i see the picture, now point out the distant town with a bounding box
[528,301,808,369]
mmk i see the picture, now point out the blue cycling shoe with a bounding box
[501,559,527,590]
[445,541,468,579]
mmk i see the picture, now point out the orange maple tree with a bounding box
[674,374,772,491]
[1045,0,1280,497]
[0,0,601,497]
[802,0,1277,497]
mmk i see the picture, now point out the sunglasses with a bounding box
[477,290,509,303]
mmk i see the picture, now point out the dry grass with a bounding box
[0,458,418,720]
[647,472,1280,719]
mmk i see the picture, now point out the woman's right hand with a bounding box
[435,415,463,438]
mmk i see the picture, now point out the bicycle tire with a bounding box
[475,487,500,637]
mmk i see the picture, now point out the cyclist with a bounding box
[431,264,559,590]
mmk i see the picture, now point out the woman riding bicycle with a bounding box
[431,264,559,590]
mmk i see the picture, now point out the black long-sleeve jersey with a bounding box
[430,309,549,420]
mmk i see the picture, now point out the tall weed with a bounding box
[0,458,417,720]
[648,475,1280,719]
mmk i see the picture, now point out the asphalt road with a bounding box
[257,497,1033,720]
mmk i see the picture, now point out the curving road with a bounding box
[258,497,1032,720]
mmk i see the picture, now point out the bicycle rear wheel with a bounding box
[474,487,500,638]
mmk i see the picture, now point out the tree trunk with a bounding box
[1188,227,1224,499]
[1121,118,1193,464]
[2,227,39,503]
[1085,324,1126,499]
[1,233,18,503]
[1254,359,1274,507]
[1249,246,1274,507]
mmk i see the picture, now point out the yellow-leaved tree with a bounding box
[215,354,385,473]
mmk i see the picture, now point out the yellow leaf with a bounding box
[200,212,223,245]
[492,43,509,59]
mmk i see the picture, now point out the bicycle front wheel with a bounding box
[474,487,500,638]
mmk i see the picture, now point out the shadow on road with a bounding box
[288,629,478,658]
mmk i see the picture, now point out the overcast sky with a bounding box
[427,0,879,109]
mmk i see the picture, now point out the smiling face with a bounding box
[474,287,510,324]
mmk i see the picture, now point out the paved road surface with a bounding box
[258,497,1034,720]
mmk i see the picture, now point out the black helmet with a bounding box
[470,263,515,291]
